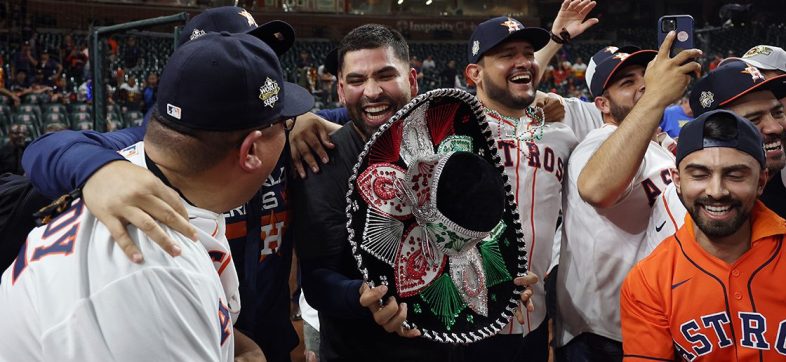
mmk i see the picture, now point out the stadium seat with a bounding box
[43,103,68,115]
[17,105,42,125]
[70,112,92,124]
[43,112,69,126]
[72,121,93,131]
[70,103,91,114]
[13,113,39,128]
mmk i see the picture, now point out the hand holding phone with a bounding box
[658,15,694,58]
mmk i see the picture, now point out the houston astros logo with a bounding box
[500,18,521,33]
[741,65,765,82]
[699,91,714,109]
[613,53,630,61]
[259,78,280,108]
[238,9,257,27]
[472,40,480,56]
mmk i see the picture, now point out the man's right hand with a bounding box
[643,31,702,108]
[82,160,197,263]
[359,283,421,338]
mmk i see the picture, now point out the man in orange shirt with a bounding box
[621,109,786,361]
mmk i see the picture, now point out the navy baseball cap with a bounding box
[676,109,765,167]
[467,16,550,64]
[690,59,786,117]
[585,45,656,98]
[178,6,294,56]
[158,32,314,132]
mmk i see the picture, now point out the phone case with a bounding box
[658,15,694,57]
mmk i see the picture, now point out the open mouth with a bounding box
[509,72,532,85]
[700,203,735,220]
[363,104,393,123]
[764,139,783,153]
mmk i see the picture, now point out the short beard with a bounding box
[679,193,749,238]
[483,72,535,110]
[609,99,632,124]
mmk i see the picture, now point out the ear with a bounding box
[337,78,347,105]
[594,95,610,114]
[238,130,264,173]
[757,168,769,196]
[465,64,481,89]
[673,167,682,195]
[408,67,418,97]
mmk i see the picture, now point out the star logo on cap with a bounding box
[259,77,280,108]
[613,53,630,61]
[189,28,206,41]
[743,45,772,58]
[741,65,765,82]
[472,40,480,56]
[699,91,714,109]
[603,46,619,54]
[500,18,521,33]
[238,10,257,27]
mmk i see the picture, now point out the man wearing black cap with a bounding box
[462,2,597,360]
[646,59,786,250]
[621,109,786,361]
[0,32,313,361]
[554,33,701,360]
[15,6,330,361]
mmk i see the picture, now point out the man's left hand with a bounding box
[514,272,539,324]
[288,113,340,178]
[551,0,599,39]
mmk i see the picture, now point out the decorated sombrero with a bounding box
[345,88,528,344]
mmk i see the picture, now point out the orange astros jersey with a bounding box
[621,201,786,361]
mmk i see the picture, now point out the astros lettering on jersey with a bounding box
[485,110,579,335]
[0,142,239,362]
[622,201,786,361]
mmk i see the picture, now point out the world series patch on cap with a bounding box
[345,88,528,344]
[689,59,786,116]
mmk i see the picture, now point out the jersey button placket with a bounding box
[733,291,743,300]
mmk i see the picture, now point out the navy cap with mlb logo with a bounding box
[689,59,786,117]
[676,109,765,168]
[467,16,550,64]
[585,45,657,98]
[158,31,314,132]
[178,6,294,56]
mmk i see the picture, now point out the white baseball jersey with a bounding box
[0,142,239,362]
[555,124,676,345]
[485,111,579,336]
[644,183,686,253]
[560,96,603,142]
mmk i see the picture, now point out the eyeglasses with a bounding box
[258,116,296,132]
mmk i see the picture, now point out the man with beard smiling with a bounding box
[290,24,443,361]
[461,3,598,359]
[291,23,541,361]
[621,109,786,361]
[645,59,786,250]
[554,33,701,361]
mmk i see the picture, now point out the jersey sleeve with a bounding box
[315,107,350,125]
[560,97,603,142]
[620,264,675,361]
[40,267,232,362]
[21,126,145,199]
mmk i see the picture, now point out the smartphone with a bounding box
[658,15,694,58]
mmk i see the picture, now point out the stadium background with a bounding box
[0,0,784,360]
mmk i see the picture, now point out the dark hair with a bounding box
[337,24,410,75]
[703,112,739,141]
[144,108,261,174]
